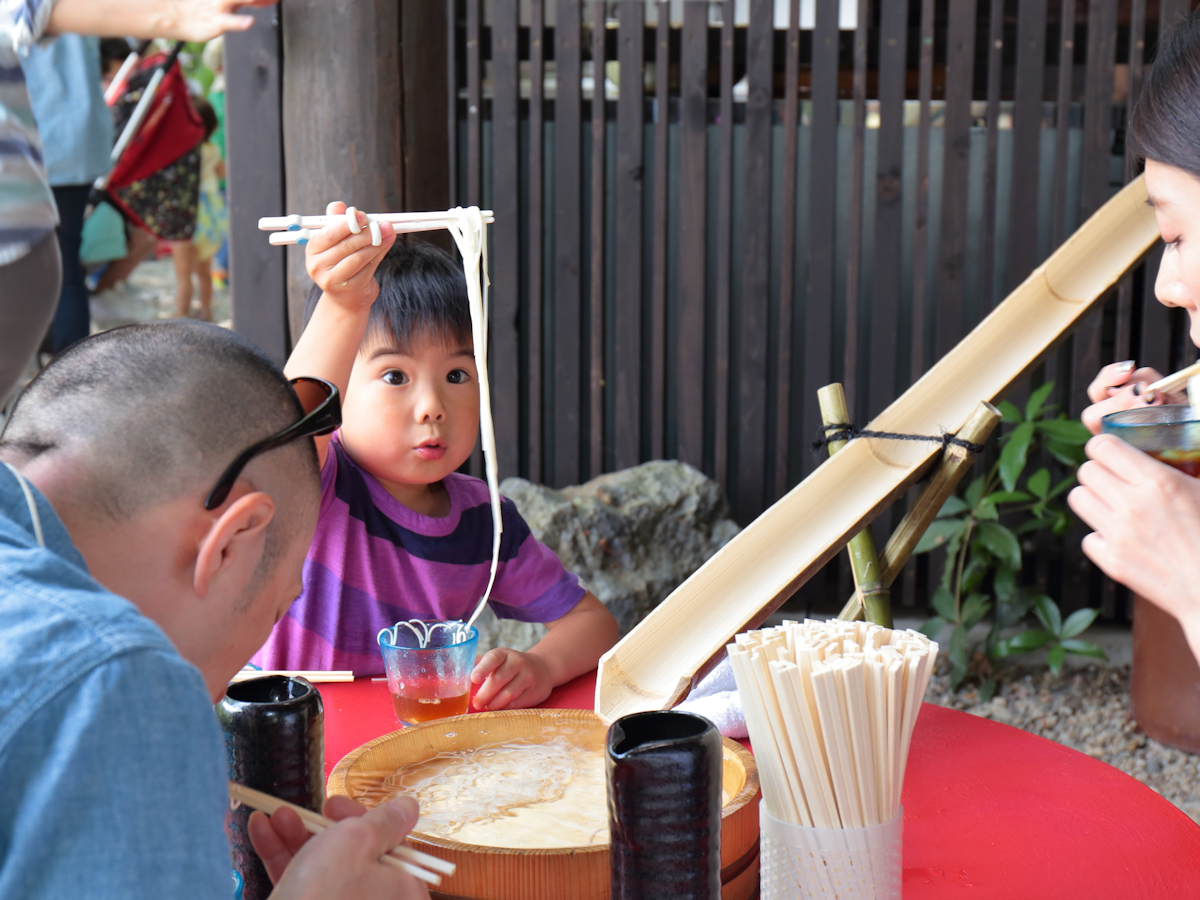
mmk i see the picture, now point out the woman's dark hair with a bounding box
[302,238,473,354]
[1127,10,1200,177]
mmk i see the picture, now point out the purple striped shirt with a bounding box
[252,435,585,675]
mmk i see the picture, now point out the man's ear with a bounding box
[194,492,276,599]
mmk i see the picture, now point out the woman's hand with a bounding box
[1080,361,1177,434]
[248,794,429,900]
[1068,434,1200,653]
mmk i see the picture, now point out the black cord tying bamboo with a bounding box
[812,423,987,456]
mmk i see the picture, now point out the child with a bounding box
[253,202,620,711]
[172,97,223,321]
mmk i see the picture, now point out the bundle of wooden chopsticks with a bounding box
[728,619,937,829]
[228,782,455,886]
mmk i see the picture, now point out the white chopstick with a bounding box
[230,670,354,684]
[227,782,455,886]
[258,210,496,231]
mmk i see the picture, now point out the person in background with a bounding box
[20,32,113,353]
[0,0,274,406]
[202,36,229,288]
[173,96,224,321]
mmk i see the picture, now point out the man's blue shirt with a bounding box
[0,466,232,898]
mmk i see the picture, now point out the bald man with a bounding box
[0,322,427,898]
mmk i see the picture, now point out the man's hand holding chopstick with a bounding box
[249,795,429,899]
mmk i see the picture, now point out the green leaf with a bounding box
[1048,475,1077,499]
[1016,516,1054,534]
[998,400,1024,424]
[999,628,1053,654]
[961,593,992,630]
[993,564,1016,602]
[1052,507,1070,536]
[1061,608,1100,639]
[1036,417,1091,445]
[948,624,969,690]
[1061,639,1108,660]
[977,521,1022,570]
[931,585,957,622]
[994,587,1034,630]
[965,477,986,509]
[1027,467,1051,500]
[918,616,948,640]
[1033,595,1063,636]
[978,676,998,703]
[936,496,971,518]
[988,491,1033,505]
[975,498,1000,521]
[915,518,967,554]
[1048,644,1066,676]
[1000,421,1036,492]
[961,555,990,593]
[1046,440,1087,467]
[1026,382,1056,421]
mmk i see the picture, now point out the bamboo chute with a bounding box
[596,175,1160,723]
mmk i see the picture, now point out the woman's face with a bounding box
[1145,159,1200,345]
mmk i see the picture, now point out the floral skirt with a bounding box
[114,148,200,242]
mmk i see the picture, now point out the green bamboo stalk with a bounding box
[817,384,893,628]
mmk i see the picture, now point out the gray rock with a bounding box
[472,460,741,655]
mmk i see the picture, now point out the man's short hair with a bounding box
[302,237,473,355]
[0,322,320,531]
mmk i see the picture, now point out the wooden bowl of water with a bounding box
[327,708,760,900]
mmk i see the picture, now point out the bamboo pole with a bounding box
[837,399,1001,620]
[818,384,892,627]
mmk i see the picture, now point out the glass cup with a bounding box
[1101,405,1200,476]
[378,622,479,726]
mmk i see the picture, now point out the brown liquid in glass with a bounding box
[391,688,471,725]
[1150,450,1200,477]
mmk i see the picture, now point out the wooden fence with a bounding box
[227,0,1198,618]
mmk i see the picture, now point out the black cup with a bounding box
[216,676,325,900]
[607,710,722,900]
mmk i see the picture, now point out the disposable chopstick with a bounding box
[227,782,454,886]
[268,218,493,246]
[229,670,354,684]
[258,210,497,231]
[1149,359,1200,396]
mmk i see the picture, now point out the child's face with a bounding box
[339,331,480,488]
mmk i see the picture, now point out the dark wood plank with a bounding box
[1050,0,1076,250]
[774,0,800,497]
[466,0,481,207]
[553,0,583,486]
[490,0,521,479]
[1115,0,1148,364]
[1069,0,1118,417]
[868,0,908,418]
[978,0,1003,313]
[526,0,545,482]
[802,0,839,484]
[736,0,774,521]
[225,5,288,365]
[1139,246,1169,370]
[280,0,403,344]
[842,0,867,421]
[911,0,935,381]
[1160,0,1191,34]
[400,0,450,231]
[1007,0,1048,292]
[678,0,707,472]
[446,0,457,208]
[465,0,483,478]
[713,0,734,486]
[589,2,606,478]
[648,0,668,462]
[934,0,978,359]
[614,0,644,471]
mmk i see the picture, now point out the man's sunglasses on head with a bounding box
[204,377,340,510]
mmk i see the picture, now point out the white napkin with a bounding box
[675,656,747,739]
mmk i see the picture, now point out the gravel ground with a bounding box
[925,663,1200,825]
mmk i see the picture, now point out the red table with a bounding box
[316,672,1200,899]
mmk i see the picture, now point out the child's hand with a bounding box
[305,201,396,314]
[470,648,555,711]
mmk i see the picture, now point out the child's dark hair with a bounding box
[302,238,473,354]
[194,96,218,142]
